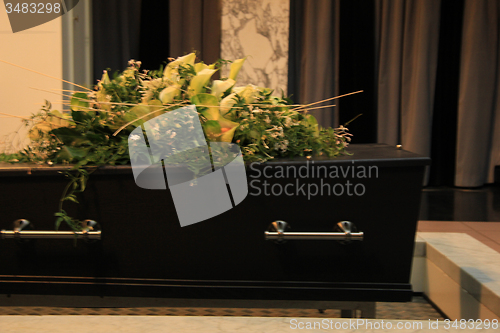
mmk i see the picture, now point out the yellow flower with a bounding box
[188,68,218,97]
[211,79,235,100]
[229,57,246,80]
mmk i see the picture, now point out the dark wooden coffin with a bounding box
[0,144,430,303]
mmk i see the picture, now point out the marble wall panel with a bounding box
[221,0,289,95]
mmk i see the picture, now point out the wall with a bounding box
[0,11,62,153]
[221,0,289,95]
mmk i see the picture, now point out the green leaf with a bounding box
[191,93,220,120]
[64,195,79,204]
[79,175,87,191]
[202,120,221,141]
[122,101,164,127]
[71,109,93,123]
[249,130,261,140]
[57,146,89,162]
[304,114,319,137]
[50,127,90,146]
[55,217,63,230]
[85,132,106,143]
[70,92,90,112]
[74,159,90,168]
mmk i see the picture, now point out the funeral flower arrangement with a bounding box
[4,53,352,230]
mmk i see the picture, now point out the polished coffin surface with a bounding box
[0,144,429,302]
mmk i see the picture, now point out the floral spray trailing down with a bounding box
[1,53,357,231]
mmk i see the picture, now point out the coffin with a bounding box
[0,143,429,303]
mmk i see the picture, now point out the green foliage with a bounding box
[12,54,352,231]
[0,152,23,162]
[55,167,92,231]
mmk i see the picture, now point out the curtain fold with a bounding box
[291,0,499,186]
[455,0,500,187]
[376,0,405,146]
[92,1,221,81]
[92,0,142,80]
[376,0,441,158]
[169,0,221,65]
[288,0,340,128]
[400,0,441,158]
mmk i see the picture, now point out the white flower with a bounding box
[140,78,165,102]
[274,139,289,152]
[283,116,292,128]
[128,59,142,67]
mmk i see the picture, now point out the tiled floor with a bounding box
[0,296,443,319]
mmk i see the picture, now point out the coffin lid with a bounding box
[0,143,430,177]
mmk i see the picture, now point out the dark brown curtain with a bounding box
[288,0,377,140]
[290,0,500,187]
[288,0,340,128]
[169,0,221,65]
[92,0,221,80]
[455,0,500,186]
[92,0,142,79]
[375,0,441,159]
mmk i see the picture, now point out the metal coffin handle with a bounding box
[265,220,363,243]
[1,219,101,241]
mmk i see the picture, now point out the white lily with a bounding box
[220,93,238,117]
[163,52,196,80]
[194,62,208,73]
[159,85,181,104]
[233,84,258,104]
[211,79,235,100]
[188,68,217,97]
